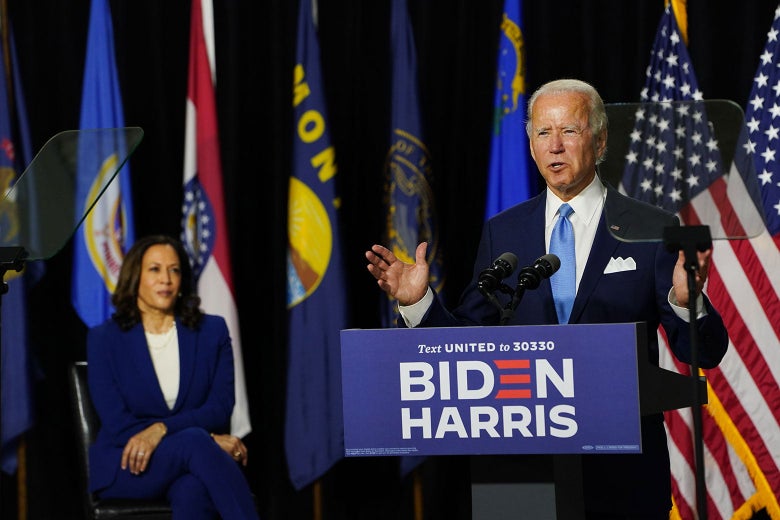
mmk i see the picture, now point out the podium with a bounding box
[340,322,706,519]
[0,128,143,506]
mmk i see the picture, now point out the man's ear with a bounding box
[596,131,608,160]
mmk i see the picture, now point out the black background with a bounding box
[2,1,776,518]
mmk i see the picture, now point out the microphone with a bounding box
[477,252,519,294]
[516,253,561,290]
[502,254,562,325]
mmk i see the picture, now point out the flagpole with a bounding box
[663,225,709,520]
[313,479,322,520]
[0,0,10,80]
[412,468,423,520]
[16,440,25,520]
[664,5,708,517]
[669,0,688,45]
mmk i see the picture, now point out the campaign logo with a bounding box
[398,357,577,440]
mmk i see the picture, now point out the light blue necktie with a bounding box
[550,203,575,324]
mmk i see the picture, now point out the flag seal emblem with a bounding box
[385,129,442,285]
[496,13,525,121]
[181,176,215,281]
[287,176,332,308]
[82,153,127,293]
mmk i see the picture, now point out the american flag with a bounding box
[746,6,780,239]
[618,5,780,519]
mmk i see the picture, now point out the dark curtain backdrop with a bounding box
[2,1,776,519]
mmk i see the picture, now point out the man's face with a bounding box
[528,91,605,201]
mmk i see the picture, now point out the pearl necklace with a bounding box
[145,323,177,351]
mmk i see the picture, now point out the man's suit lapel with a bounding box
[528,198,556,313]
[569,185,631,323]
[504,195,557,323]
[569,211,618,323]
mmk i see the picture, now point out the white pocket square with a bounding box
[603,256,636,274]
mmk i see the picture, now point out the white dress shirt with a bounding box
[398,175,703,327]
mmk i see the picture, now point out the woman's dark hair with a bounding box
[111,234,203,331]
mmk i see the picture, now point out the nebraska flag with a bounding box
[382,0,445,329]
[181,0,251,438]
[621,4,780,519]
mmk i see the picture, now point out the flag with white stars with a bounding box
[181,0,251,439]
[617,4,780,519]
[619,4,722,216]
[744,5,780,238]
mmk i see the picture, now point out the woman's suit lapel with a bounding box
[126,325,170,411]
[173,319,197,410]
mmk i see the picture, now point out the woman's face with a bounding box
[136,244,182,316]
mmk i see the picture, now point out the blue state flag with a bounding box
[285,0,349,490]
[72,0,135,328]
[0,22,37,475]
[485,0,534,220]
[383,0,445,329]
[385,0,446,476]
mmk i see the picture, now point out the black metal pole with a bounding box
[663,225,710,520]
[685,254,707,520]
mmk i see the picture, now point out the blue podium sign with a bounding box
[340,323,643,457]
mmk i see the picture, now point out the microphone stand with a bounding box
[500,266,549,325]
[478,281,516,325]
[503,286,526,325]
[480,254,560,325]
[663,225,711,520]
[479,265,554,326]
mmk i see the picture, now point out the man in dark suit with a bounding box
[365,79,729,518]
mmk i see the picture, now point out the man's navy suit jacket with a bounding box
[419,182,729,513]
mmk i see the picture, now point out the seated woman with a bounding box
[87,234,259,519]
